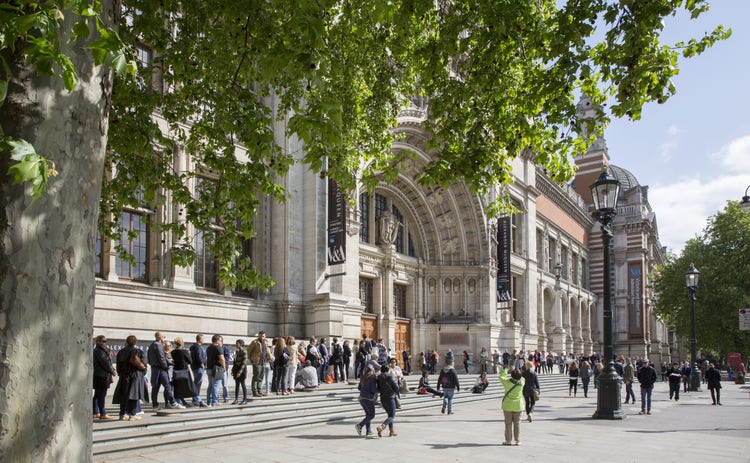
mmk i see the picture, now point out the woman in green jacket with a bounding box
[499,367,525,446]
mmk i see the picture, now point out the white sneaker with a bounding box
[174,403,186,409]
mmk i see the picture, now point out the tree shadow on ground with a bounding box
[426,442,503,450]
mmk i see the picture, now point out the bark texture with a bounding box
[0,6,113,462]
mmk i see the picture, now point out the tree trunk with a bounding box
[0,5,114,462]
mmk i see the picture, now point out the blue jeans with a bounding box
[207,369,223,405]
[380,397,396,428]
[581,377,590,397]
[192,367,204,404]
[93,386,108,416]
[358,398,376,433]
[625,382,636,403]
[442,388,455,413]
[150,367,174,407]
[640,386,653,412]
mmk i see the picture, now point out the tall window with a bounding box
[359,191,370,243]
[394,284,407,318]
[392,205,404,253]
[374,193,387,219]
[360,278,374,314]
[561,245,569,280]
[511,204,523,254]
[194,229,217,289]
[95,233,103,277]
[115,211,148,281]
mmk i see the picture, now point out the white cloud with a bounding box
[712,134,750,174]
[650,172,750,253]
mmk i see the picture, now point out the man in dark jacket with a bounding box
[667,362,682,401]
[636,358,657,415]
[147,331,181,410]
[437,361,460,415]
[189,334,208,407]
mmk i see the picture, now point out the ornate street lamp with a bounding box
[685,264,702,392]
[590,168,625,420]
[741,185,750,211]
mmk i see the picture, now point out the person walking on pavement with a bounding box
[521,361,540,422]
[705,362,722,405]
[623,358,636,404]
[499,366,525,446]
[667,362,682,401]
[376,365,400,437]
[355,367,378,438]
[247,331,272,397]
[437,360,460,415]
[637,358,657,415]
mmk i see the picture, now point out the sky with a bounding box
[600,1,750,255]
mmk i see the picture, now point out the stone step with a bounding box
[93,373,570,460]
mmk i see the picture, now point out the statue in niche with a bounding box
[378,211,399,246]
[468,278,475,294]
[444,279,451,293]
[429,278,436,294]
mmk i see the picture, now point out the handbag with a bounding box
[417,386,428,395]
[214,365,226,378]
[129,350,146,371]
[173,369,190,381]
[533,388,540,401]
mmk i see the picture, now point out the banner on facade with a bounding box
[497,216,511,302]
[327,178,346,265]
[628,263,643,336]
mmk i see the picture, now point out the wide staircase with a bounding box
[93,372,569,460]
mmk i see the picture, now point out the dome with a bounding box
[609,164,640,192]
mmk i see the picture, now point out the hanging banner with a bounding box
[327,178,346,265]
[497,216,511,302]
[628,263,643,336]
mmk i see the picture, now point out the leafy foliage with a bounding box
[3,0,731,292]
[652,202,750,357]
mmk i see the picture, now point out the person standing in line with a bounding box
[499,366,525,446]
[330,337,345,382]
[637,358,657,415]
[623,358,636,404]
[343,339,352,380]
[247,331,272,397]
[221,340,233,402]
[667,362,682,401]
[92,335,117,420]
[493,350,502,374]
[147,331,182,410]
[353,340,362,379]
[284,336,299,394]
[522,361,539,422]
[705,362,722,405]
[113,335,145,421]
[171,337,196,407]
[189,334,208,407]
[437,360,460,415]
[355,367,378,438]
[375,365,400,437]
[272,337,289,394]
[318,337,330,382]
[568,361,579,397]
[231,339,248,404]
[681,361,692,393]
[205,334,225,407]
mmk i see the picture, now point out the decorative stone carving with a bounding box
[378,211,399,245]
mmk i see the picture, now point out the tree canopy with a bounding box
[652,202,750,358]
[1,0,730,291]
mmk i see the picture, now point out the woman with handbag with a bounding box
[171,337,197,406]
[521,361,540,422]
[272,337,289,395]
[499,366,525,445]
[113,335,146,421]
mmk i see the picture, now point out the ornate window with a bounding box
[359,191,370,242]
[394,284,407,318]
[360,278,374,314]
[115,210,149,281]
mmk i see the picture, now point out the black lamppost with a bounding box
[685,264,702,392]
[590,168,625,420]
[741,185,750,211]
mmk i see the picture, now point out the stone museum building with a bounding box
[94,93,676,366]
